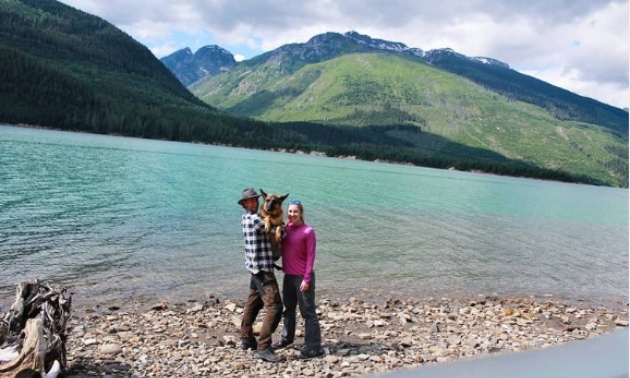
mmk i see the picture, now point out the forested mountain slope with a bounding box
[423,48,628,137]
[194,52,628,187]
[0,0,276,144]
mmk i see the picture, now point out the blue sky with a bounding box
[59,0,628,109]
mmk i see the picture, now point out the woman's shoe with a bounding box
[300,347,324,358]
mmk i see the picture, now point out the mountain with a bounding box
[160,45,237,86]
[0,0,288,146]
[421,48,627,137]
[189,32,628,187]
[187,31,627,137]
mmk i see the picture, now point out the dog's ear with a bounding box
[260,189,267,199]
[279,193,289,203]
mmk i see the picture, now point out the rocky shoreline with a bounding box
[28,293,623,377]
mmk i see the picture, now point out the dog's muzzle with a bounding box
[265,201,277,212]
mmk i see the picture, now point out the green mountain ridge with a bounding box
[423,49,628,136]
[193,52,628,187]
[180,30,627,138]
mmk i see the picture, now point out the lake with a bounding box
[0,124,628,308]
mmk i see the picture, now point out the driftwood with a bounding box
[0,280,71,378]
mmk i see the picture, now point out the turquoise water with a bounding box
[0,124,628,306]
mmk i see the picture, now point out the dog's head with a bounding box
[260,189,289,217]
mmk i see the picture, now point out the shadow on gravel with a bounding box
[66,358,132,377]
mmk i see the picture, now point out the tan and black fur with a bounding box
[259,189,288,260]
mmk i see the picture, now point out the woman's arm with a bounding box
[301,227,317,287]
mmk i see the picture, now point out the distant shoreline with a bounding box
[1,122,602,188]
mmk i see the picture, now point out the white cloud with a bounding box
[148,42,180,59]
[521,67,628,108]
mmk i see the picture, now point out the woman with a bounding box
[272,199,324,358]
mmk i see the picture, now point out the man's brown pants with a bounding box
[240,271,283,351]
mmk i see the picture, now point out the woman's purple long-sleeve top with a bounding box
[281,221,316,284]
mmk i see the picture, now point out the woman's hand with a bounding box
[299,281,310,292]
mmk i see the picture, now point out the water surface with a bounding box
[1,125,627,307]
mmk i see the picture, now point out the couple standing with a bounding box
[237,187,323,363]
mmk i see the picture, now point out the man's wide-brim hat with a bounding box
[238,187,261,205]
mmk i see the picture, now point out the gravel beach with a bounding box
[23,293,625,378]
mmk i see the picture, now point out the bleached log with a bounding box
[0,318,45,378]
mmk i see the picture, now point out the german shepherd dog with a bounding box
[259,189,288,260]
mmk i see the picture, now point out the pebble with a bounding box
[29,294,629,377]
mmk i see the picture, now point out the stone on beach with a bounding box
[16,294,623,377]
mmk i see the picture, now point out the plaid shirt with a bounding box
[241,210,275,274]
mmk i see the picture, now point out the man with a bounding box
[237,187,284,363]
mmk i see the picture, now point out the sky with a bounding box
[58,0,629,109]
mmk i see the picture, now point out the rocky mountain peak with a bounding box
[423,48,510,69]
[160,45,236,86]
[305,31,345,46]
[195,45,232,57]
[472,56,510,69]
[165,47,193,60]
[343,30,410,53]
[163,31,513,87]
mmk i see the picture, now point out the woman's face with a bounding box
[287,204,303,225]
